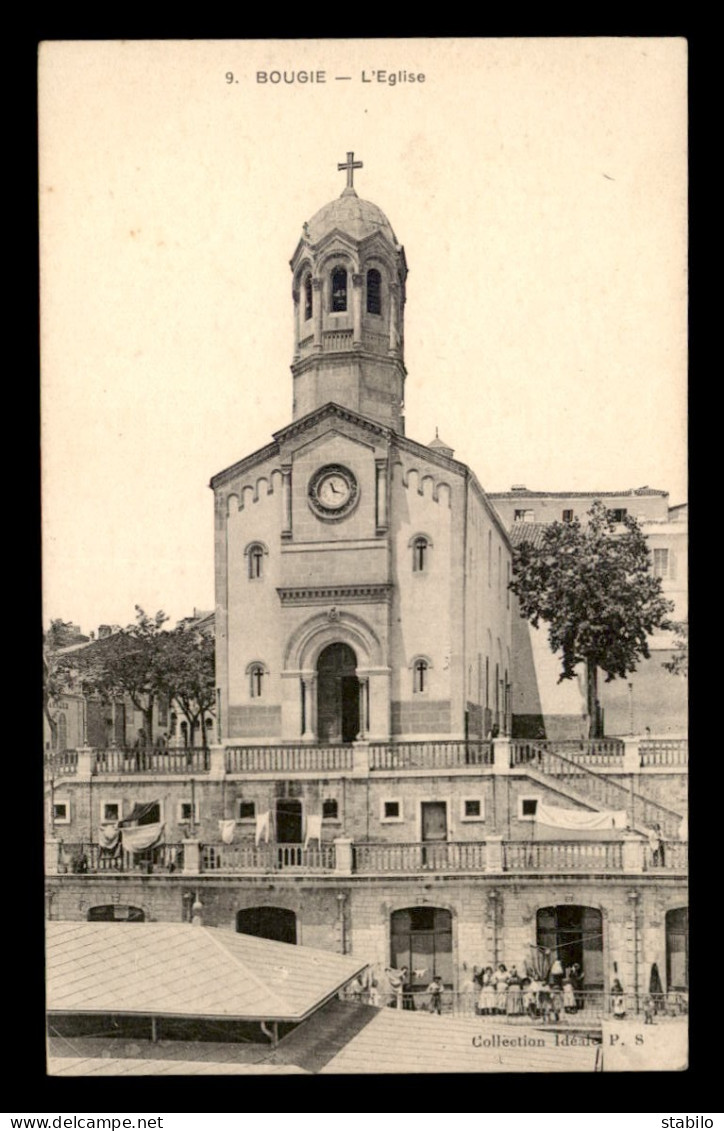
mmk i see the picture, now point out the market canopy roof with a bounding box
[47,921,367,1023]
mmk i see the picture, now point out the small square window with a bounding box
[608,508,628,523]
[562,509,573,522]
[465,800,481,818]
[520,798,538,819]
[179,801,199,824]
[101,802,120,823]
[237,800,255,821]
[53,801,70,824]
[382,800,402,821]
[322,799,339,821]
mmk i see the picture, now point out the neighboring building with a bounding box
[43,614,216,754]
[488,488,688,738]
[45,157,687,1026]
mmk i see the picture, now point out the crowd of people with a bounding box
[460,959,586,1020]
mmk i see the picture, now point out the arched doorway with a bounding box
[317,642,359,744]
[87,905,145,922]
[236,906,297,944]
[537,905,604,989]
[391,907,453,988]
[666,907,688,991]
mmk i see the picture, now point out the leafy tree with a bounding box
[157,626,216,749]
[74,607,168,744]
[663,621,689,677]
[509,501,674,736]
[43,619,80,749]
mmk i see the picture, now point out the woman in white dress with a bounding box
[493,963,509,1014]
[479,966,496,1015]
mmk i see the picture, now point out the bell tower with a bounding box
[289,153,408,433]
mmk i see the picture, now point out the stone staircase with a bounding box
[511,741,684,838]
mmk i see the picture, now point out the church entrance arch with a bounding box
[316,642,359,744]
[236,906,297,944]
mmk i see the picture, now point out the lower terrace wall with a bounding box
[46,873,687,1000]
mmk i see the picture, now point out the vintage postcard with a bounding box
[40,38,688,1076]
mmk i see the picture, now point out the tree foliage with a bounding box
[509,502,674,726]
[157,626,216,748]
[663,621,688,677]
[73,607,169,742]
[43,619,80,747]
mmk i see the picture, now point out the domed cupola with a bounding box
[290,152,408,433]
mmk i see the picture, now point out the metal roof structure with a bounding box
[47,921,367,1023]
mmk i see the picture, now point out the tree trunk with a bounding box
[43,701,58,750]
[586,664,602,738]
[143,699,155,745]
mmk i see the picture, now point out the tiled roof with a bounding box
[47,922,366,1022]
[508,523,550,549]
[488,488,668,499]
[48,1057,309,1076]
[321,1006,598,1074]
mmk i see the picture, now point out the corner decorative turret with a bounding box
[289,152,408,433]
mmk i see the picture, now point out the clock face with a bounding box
[308,464,359,520]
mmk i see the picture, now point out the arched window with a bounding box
[249,664,265,699]
[331,268,347,312]
[245,542,267,580]
[410,533,432,573]
[367,268,381,315]
[412,657,431,694]
[303,275,313,321]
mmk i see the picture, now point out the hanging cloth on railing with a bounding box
[121,822,164,853]
[119,800,160,827]
[304,813,322,848]
[536,803,627,831]
[219,819,236,845]
[255,810,272,846]
[98,823,120,850]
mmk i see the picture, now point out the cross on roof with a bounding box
[338,151,363,190]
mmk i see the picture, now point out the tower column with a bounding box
[352,273,363,348]
[388,282,399,353]
[375,459,388,532]
[281,464,292,538]
[292,288,300,361]
[312,278,323,351]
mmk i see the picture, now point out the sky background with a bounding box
[39,38,687,634]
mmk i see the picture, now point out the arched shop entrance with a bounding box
[391,907,453,988]
[236,906,298,945]
[87,905,145,922]
[666,907,688,992]
[537,905,604,989]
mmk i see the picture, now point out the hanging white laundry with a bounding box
[219,819,236,845]
[121,822,164,853]
[98,823,120,850]
[255,810,271,846]
[304,813,323,848]
[536,803,628,831]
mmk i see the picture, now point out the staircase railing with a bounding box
[510,740,683,838]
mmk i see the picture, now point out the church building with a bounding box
[211,153,513,751]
